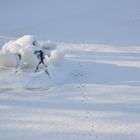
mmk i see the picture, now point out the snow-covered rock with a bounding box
[0,35,42,69]
[15,35,40,48]
[48,50,64,66]
[0,35,64,71]
[19,48,39,69]
[2,35,41,53]
[42,40,57,50]
[0,52,19,67]
[2,42,22,54]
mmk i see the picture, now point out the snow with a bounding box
[0,38,140,140]
[0,35,67,89]
[0,52,18,67]
[48,50,64,66]
[0,35,64,70]
[0,0,140,139]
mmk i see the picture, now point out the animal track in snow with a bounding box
[76,61,97,139]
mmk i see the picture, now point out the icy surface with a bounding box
[0,40,140,140]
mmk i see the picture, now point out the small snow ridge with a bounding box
[0,35,66,89]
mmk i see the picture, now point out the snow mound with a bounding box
[0,52,18,67]
[0,35,67,89]
[42,40,57,50]
[48,50,64,66]
[19,48,39,69]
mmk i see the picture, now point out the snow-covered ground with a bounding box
[0,38,140,140]
[0,0,140,139]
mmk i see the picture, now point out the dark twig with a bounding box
[34,50,51,79]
